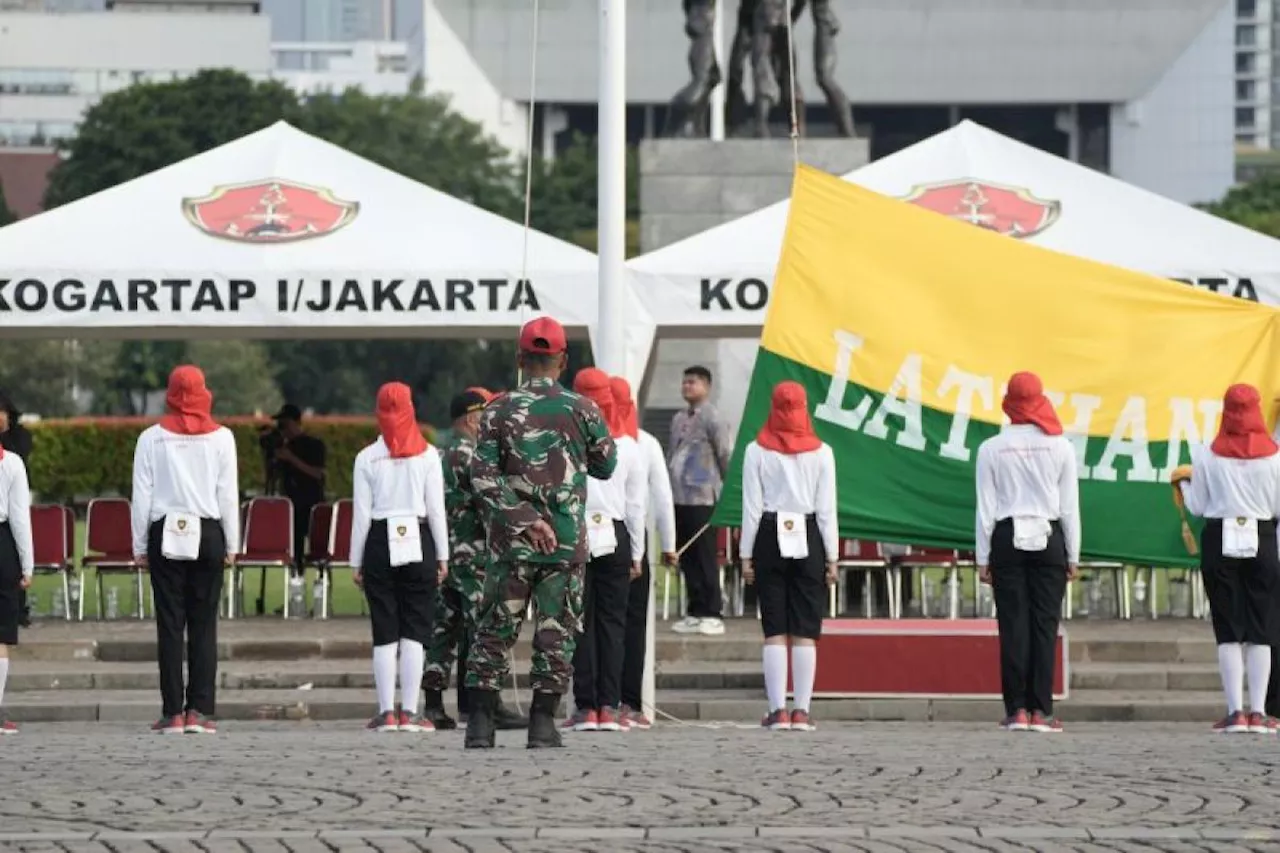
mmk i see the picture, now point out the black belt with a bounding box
[761,512,816,521]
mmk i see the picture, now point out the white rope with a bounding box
[783,0,800,166]
[515,0,542,389]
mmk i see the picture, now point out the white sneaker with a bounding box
[698,617,726,636]
[672,616,702,634]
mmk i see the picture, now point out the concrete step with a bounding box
[4,660,767,693]
[1069,662,1220,692]
[0,687,1237,726]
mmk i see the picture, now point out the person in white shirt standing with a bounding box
[350,382,449,734]
[1172,383,1280,734]
[975,372,1079,735]
[565,368,646,732]
[740,381,838,733]
[0,437,33,735]
[612,375,677,732]
[131,365,239,735]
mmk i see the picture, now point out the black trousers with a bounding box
[989,519,1067,717]
[621,552,650,710]
[290,499,317,576]
[149,518,226,718]
[675,504,721,618]
[0,522,21,645]
[363,520,437,647]
[572,522,632,711]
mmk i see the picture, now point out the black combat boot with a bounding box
[526,691,562,749]
[422,689,457,731]
[494,697,529,730]
[464,689,497,749]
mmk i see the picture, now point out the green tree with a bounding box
[44,69,300,210]
[0,179,15,226]
[526,133,641,255]
[189,340,283,416]
[0,340,104,416]
[1199,174,1280,238]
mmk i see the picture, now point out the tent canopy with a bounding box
[628,120,1280,335]
[0,121,624,340]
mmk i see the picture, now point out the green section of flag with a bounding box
[710,348,1200,567]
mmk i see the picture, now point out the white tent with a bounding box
[0,121,656,384]
[627,119,1280,415]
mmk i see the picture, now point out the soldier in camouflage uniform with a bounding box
[464,316,618,749]
[423,389,529,731]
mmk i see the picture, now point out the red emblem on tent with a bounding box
[898,179,1060,239]
[181,179,358,243]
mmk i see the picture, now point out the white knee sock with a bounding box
[1247,644,1272,714]
[0,658,9,710]
[373,643,398,713]
[763,645,788,712]
[398,639,426,715]
[791,645,817,712]
[1218,643,1245,713]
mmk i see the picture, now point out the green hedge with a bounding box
[26,417,436,505]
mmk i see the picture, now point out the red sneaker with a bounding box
[1001,709,1030,731]
[0,718,17,735]
[790,709,815,731]
[1248,712,1278,734]
[620,705,652,731]
[398,710,434,733]
[152,714,185,735]
[1029,711,1063,733]
[597,706,622,732]
[184,710,217,735]
[561,709,596,731]
[366,711,398,732]
[1214,710,1249,733]
[762,709,791,731]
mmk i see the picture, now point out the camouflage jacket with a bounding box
[471,376,617,564]
[442,431,486,566]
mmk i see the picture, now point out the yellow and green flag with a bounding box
[711,164,1280,566]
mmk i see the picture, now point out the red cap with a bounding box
[519,316,567,355]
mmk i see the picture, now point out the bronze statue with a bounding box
[810,0,855,137]
[747,0,804,138]
[664,0,723,137]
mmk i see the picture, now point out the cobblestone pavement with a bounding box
[1,722,1278,852]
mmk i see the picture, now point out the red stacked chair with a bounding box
[83,498,144,620]
[231,496,294,618]
[30,504,74,620]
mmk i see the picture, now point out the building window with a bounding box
[1238,79,1258,101]
[1238,24,1258,46]
[1239,0,1257,18]
[1238,106,1258,128]
[1238,51,1258,73]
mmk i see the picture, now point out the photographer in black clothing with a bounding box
[0,392,32,627]
[261,405,326,581]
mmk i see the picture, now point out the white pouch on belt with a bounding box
[387,516,423,567]
[586,512,617,558]
[777,511,809,559]
[1223,517,1260,559]
[161,512,201,560]
[1012,516,1052,552]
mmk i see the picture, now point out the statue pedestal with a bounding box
[638,138,870,417]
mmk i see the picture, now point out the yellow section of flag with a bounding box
[761,165,1280,440]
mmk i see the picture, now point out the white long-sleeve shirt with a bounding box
[349,438,449,569]
[585,435,647,562]
[131,425,240,558]
[0,452,33,577]
[740,441,838,562]
[1179,447,1280,520]
[974,424,1081,566]
[638,429,677,554]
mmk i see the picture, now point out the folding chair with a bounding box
[306,503,333,619]
[899,546,959,618]
[954,550,994,618]
[30,504,74,620]
[1064,561,1130,619]
[834,539,898,618]
[231,496,294,618]
[83,497,145,620]
[717,527,745,617]
[327,498,362,616]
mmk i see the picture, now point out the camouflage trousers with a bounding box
[465,560,584,694]
[423,558,486,692]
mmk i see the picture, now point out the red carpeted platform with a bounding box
[795,619,1068,699]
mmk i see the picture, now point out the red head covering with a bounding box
[376,382,428,459]
[609,376,639,439]
[1212,383,1278,459]
[573,368,622,437]
[465,386,494,403]
[158,365,219,436]
[756,381,822,454]
[1002,372,1062,436]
